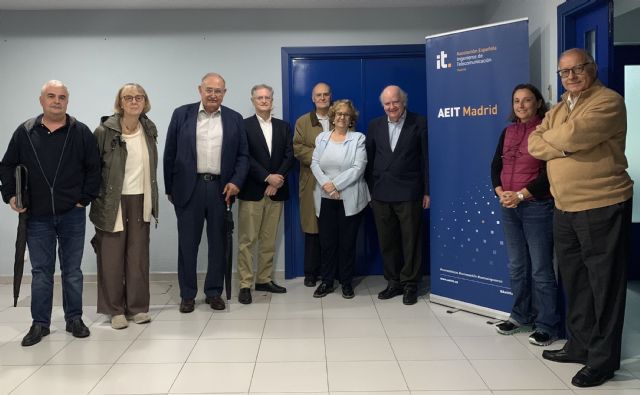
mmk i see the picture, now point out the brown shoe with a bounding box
[205,296,226,310]
[179,298,195,313]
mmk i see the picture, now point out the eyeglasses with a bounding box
[254,96,272,102]
[557,62,592,78]
[204,88,226,96]
[335,112,352,118]
[122,95,145,103]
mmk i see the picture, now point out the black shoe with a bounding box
[378,285,403,300]
[255,281,287,294]
[403,286,418,305]
[571,366,614,387]
[304,277,317,287]
[529,331,556,346]
[542,347,587,364]
[205,296,226,310]
[495,321,531,335]
[238,288,252,304]
[342,283,355,299]
[313,282,334,298]
[66,319,90,338]
[179,298,195,313]
[21,324,50,347]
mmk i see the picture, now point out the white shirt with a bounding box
[317,113,330,132]
[121,126,144,194]
[196,102,223,174]
[388,111,406,152]
[257,113,273,155]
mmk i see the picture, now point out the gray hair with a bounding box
[560,48,595,64]
[201,72,226,85]
[251,84,274,98]
[41,80,68,95]
[379,85,408,106]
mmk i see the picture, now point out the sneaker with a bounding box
[111,314,128,330]
[529,331,555,346]
[495,321,530,335]
[313,282,334,298]
[342,284,355,299]
[133,312,151,325]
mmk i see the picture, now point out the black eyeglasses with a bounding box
[122,95,145,103]
[557,62,592,78]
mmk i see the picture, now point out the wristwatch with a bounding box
[516,192,525,201]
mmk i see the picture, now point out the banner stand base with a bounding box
[429,293,510,321]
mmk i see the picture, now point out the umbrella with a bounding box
[224,200,235,312]
[13,165,28,307]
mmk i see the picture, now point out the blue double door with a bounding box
[281,45,428,279]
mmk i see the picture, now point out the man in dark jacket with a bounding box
[163,72,249,312]
[0,80,101,346]
[236,84,294,304]
[365,85,429,305]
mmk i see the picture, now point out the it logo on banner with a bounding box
[436,50,452,70]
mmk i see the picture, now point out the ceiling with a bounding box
[0,0,491,10]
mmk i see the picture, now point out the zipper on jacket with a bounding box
[25,122,73,216]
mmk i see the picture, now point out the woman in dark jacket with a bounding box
[90,83,158,329]
[490,83,560,346]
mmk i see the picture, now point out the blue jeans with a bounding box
[27,206,86,327]
[501,199,561,337]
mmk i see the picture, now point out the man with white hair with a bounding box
[0,80,101,346]
[365,85,429,305]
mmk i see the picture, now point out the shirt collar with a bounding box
[198,102,221,116]
[256,113,272,123]
[387,111,407,124]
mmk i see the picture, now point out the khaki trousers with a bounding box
[95,194,150,315]
[237,197,283,288]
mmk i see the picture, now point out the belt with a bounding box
[197,173,220,182]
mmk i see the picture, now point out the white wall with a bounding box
[0,7,486,276]
[484,0,565,105]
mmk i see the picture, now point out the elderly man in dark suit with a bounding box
[164,72,249,312]
[236,84,294,304]
[365,85,429,305]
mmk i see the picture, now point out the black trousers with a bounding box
[318,198,364,285]
[554,198,632,371]
[371,199,423,286]
[175,177,226,299]
[304,233,321,278]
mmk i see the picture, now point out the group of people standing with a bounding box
[0,47,632,389]
[492,48,632,388]
[0,74,429,349]
[294,83,429,304]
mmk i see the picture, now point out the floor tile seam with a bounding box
[110,331,146,366]
[370,289,413,393]
[320,293,332,395]
[468,357,574,391]
[246,297,273,394]
[84,359,118,395]
[5,362,47,395]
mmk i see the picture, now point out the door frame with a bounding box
[280,44,426,278]
[557,0,613,98]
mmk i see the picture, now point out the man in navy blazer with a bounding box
[236,84,294,304]
[365,85,429,305]
[163,72,249,312]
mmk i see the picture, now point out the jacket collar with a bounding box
[318,130,356,143]
[100,113,157,138]
[561,80,604,105]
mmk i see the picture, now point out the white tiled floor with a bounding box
[0,277,639,395]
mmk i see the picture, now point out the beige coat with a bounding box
[528,81,632,212]
[293,112,323,233]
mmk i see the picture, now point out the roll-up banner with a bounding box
[426,19,530,317]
